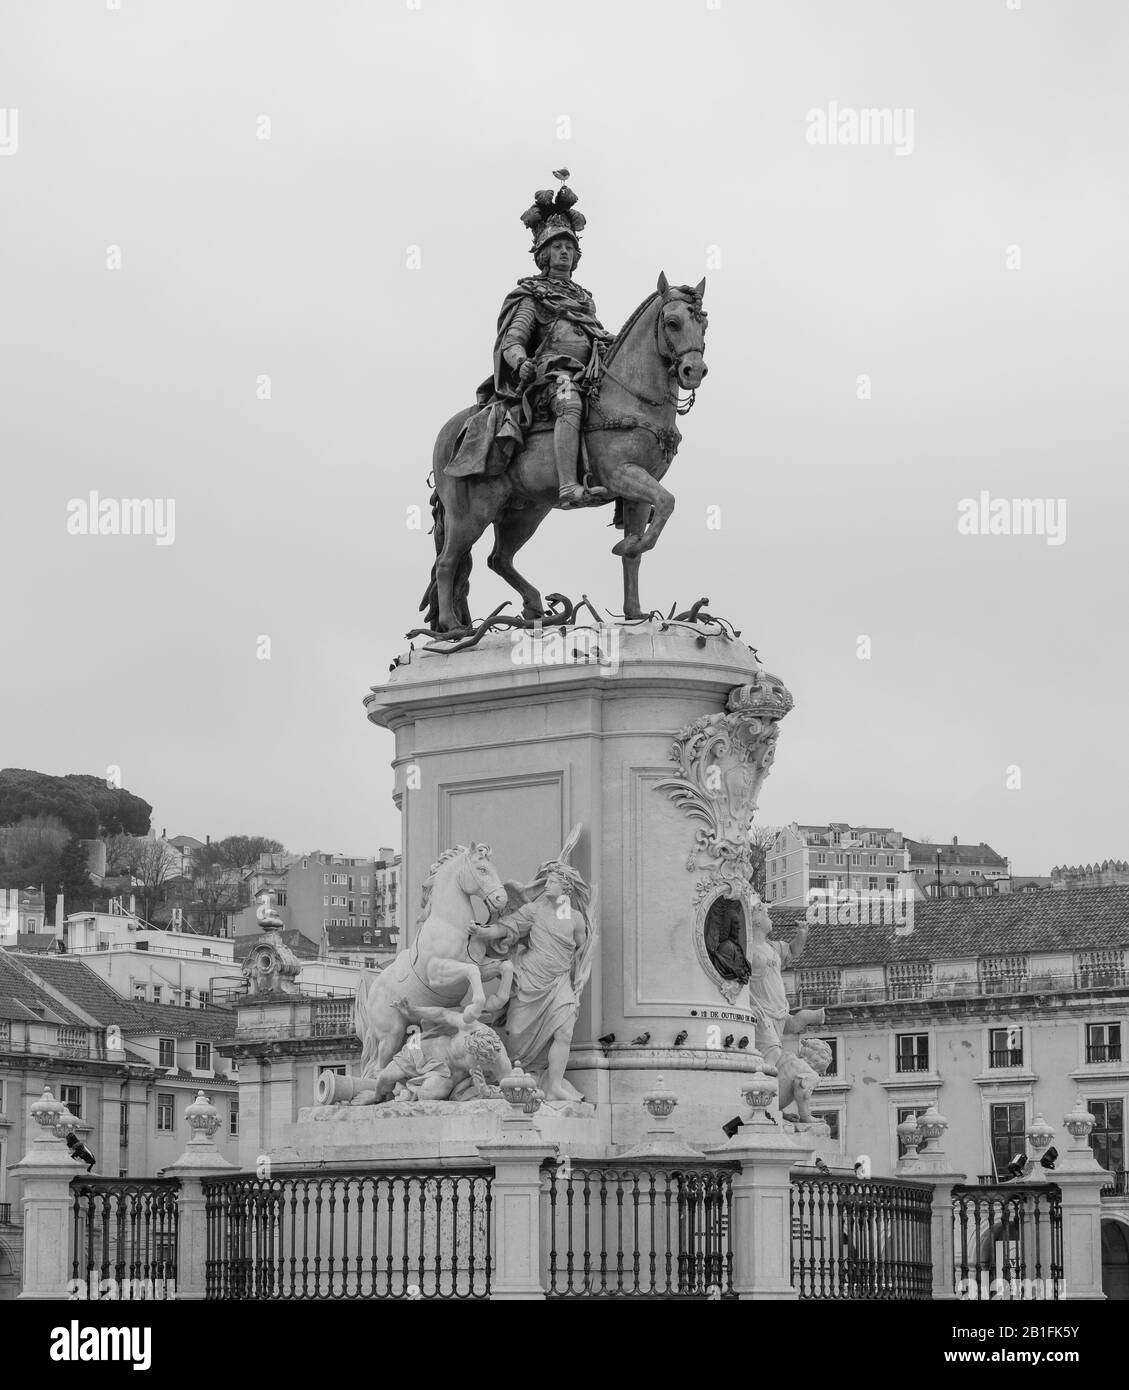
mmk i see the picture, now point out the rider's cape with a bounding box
[446,277,609,480]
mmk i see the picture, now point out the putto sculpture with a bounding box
[419,170,709,634]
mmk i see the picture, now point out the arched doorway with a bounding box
[1102,1219,1129,1301]
[0,1242,18,1301]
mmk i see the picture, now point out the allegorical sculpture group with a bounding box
[344,827,596,1107]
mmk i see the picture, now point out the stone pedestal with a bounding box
[160,1095,237,1301]
[707,1120,813,1300]
[11,1121,79,1300]
[275,1099,600,1167]
[365,621,790,1150]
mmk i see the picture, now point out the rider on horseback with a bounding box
[447,172,613,507]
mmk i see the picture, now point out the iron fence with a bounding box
[203,1169,491,1299]
[70,1177,179,1298]
[951,1183,1063,1299]
[790,1174,933,1299]
[0,1202,11,1224]
[543,1160,735,1299]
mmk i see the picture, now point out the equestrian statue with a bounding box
[420,171,709,634]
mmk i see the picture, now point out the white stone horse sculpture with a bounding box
[353,844,509,1079]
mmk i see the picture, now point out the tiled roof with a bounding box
[13,954,143,1026]
[905,839,1008,868]
[126,1002,236,1040]
[4,955,236,1039]
[770,884,1129,968]
[324,924,390,951]
[0,952,86,1026]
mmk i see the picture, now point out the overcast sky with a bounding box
[2,0,1125,873]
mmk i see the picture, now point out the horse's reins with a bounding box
[586,291,705,462]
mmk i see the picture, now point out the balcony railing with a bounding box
[0,1202,11,1223]
[895,1054,930,1074]
[1086,1043,1123,1063]
[313,999,355,1037]
[794,968,1129,1011]
[1101,1170,1128,1198]
[989,1049,1024,1069]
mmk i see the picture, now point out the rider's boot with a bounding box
[554,413,607,508]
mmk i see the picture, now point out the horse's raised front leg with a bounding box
[619,500,650,618]
[427,957,486,1023]
[604,462,675,560]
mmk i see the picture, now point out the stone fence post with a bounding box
[477,1067,555,1300]
[12,1086,82,1299]
[895,1104,965,1300]
[708,1071,814,1300]
[160,1091,237,1301]
[1053,1096,1110,1301]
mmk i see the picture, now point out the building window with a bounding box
[1088,1099,1124,1173]
[158,1038,175,1068]
[184,989,193,1008]
[835,853,845,866]
[229,1101,240,1138]
[816,853,826,865]
[26,918,37,931]
[195,1042,211,1070]
[118,1100,129,1146]
[990,1102,1027,1180]
[323,896,329,906]
[812,1110,840,1142]
[60,1085,82,1119]
[830,831,841,846]
[851,854,860,866]
[199,992,209,1008]
[365,957,376,968]
[817,1038,838,1077]
[157,1093,175,1132]
[152,985,162,1004]
[894,1033,929,1073]
[886,856,895,867]
[361,876,369,888]
[869,855,877,867]
[1086,1022,1122,1064]
[989,1026,1023,1069]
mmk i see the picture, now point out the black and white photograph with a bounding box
[0,0,1126,1353]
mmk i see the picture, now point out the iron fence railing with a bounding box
[203,1170,492,1299]
[1086,1043,1122,1063]
[951,1184,1063,1299]
[542,1161,735,1299]
[70,1177,179,1298]
[790,1174,933,1299]
[0,1202,11,1224]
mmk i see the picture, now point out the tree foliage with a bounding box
[0,769,151,839]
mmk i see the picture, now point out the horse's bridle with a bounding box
[594,288,706,417]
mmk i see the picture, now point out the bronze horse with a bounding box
[420,273,708,634]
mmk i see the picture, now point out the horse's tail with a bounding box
[418,487,444,626]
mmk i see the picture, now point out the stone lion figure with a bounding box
[776,1035,834,1124]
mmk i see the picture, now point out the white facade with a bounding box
[766,822,912,906]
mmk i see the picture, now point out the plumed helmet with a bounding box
[520,169,586,261]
